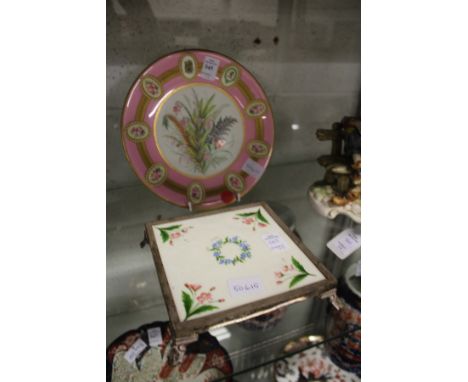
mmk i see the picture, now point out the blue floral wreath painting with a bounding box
[209,236,251,266]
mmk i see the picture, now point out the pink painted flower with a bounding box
[185,283,201,292]
[131,127,143,136]
[197,292,212,304]
[276,280,283,285]
[146,83,158,95]
[171,232,181,239]
[275,272,283,279]
[231,178,240,187]
[252,104,264,114]
[218,298,225,303]
[258,223,267,227]
[214,138,225,149]
[282,265,289,272]
[173,101,182,114]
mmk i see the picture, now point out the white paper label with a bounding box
[327,228,361,260]
[242,158,264,179]
[200,56,220,80]
[262,233,289,252]
[124,338,147,364]
[228,277,263,297]
[147,327,163,347]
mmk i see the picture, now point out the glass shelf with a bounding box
[107,161,361,381]
[207,298,360,381]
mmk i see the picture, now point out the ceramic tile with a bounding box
[150,204,327,322]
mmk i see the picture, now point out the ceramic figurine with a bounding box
[308,117,361,223]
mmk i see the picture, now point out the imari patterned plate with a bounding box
[274,346,360,382]
[121,50,275,210]
[106,321,233,382]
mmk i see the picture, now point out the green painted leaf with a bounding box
[237,212,256,217]
[188,134,197,148]
[205,104,216,118]
[191,108,197,124]
[188,305,218,317]
[256,209,269,224]
[181,99,195,124]
[182,291,192,316]
[199,99,205,116]
[159,229,170,243]
[291,257,307,274]
[187,147,197,159]
[162,225,182,231]
[193,89,201,111]
[199,127,211,147]
[289,274,308,288]
[202,94,215,117]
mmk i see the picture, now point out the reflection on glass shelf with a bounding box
[205,298,360,381]
[107,298,360,381]
[212,329,361,382]
[210,327,232,342]
[107,161,361,380]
